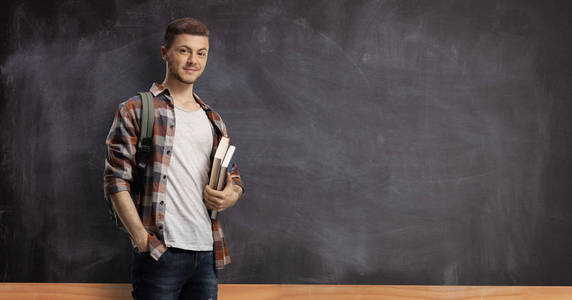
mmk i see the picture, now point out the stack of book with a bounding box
[208,136,236,219]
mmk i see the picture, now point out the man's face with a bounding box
[161,34,209,85]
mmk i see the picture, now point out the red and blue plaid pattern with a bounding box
[104,82,244,269]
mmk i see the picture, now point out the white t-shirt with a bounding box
[163,105,214,251]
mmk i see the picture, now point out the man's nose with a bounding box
[187,53,198,64]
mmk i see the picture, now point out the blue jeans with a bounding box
[131,247,218,300]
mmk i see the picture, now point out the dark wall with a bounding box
[1,0,572,284]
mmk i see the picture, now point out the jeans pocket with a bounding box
[133,248,151,261]
[134,247,150,254]
[156,248,169,263]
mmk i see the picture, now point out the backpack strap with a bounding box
[136,91,155,174]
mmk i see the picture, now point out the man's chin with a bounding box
[173,74,197,85]
[171,73,199,84]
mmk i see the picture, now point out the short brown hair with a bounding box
[163,17,209,50]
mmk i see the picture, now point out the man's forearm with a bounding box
[110,190,149,248]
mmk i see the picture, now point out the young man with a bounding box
[103,17,244,300]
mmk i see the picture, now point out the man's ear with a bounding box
[160,46,167,61]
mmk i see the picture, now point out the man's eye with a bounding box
[180,49,188,54]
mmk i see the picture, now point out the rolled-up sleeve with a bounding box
[103,102,138,198]
[229,161,244,194]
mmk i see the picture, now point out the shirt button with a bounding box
[170,124,174,128]
[167,150,171,155]
[158,225,163,230]
[163,175,166,179]
[160,201,164,205]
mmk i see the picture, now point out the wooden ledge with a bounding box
[1,283,572,299]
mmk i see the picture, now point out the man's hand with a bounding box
[203,172,242,212]
[110,191,150,253]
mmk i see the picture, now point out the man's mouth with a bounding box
[184,67,199,73]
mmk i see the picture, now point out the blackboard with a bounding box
[1,0,572,285]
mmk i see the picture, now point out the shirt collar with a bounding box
[149,82,211,110]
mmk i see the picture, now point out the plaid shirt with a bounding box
[104,82,244,269]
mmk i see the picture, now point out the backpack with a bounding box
[107,92,155,232]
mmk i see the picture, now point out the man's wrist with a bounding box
[134,230,149,247]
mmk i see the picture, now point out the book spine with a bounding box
[209,158,222,188]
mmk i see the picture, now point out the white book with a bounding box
[208,137,230,189]
[212,145,236,219]
[216,146,236,190]
[208,137,229,220]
